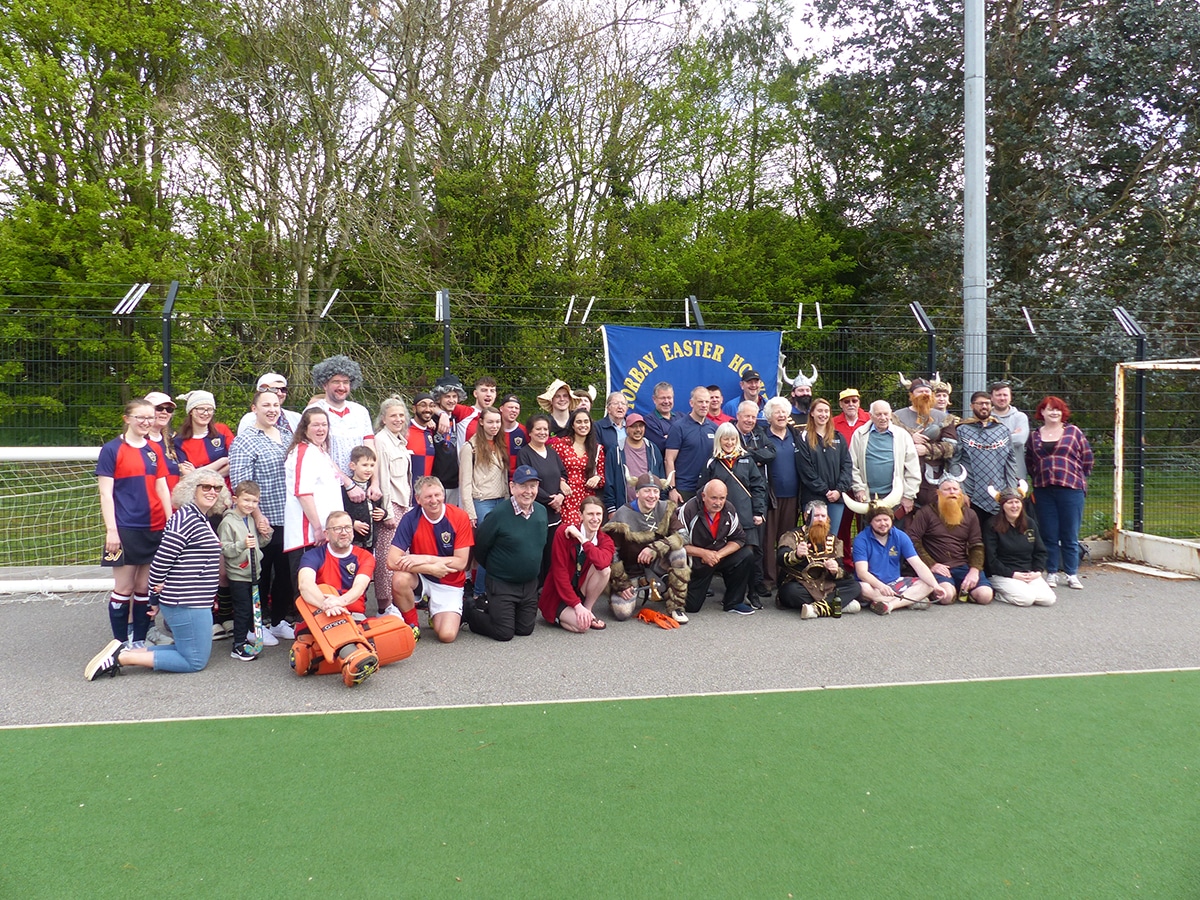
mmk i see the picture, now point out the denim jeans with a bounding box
[152,605,214,673]
[471,498,503,597]
[1034,486,1086,575]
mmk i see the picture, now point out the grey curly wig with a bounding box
[311,355,364,390]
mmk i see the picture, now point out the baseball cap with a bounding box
[625,413,645,426]
[512,465,541,484]
[839,388,861,401]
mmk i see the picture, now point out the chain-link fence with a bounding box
[4,283,1200,540]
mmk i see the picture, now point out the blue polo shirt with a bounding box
[852,526,917,584]
[665,414,717,493]
[644,411,675,453]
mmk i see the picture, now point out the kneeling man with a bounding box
[679,481,756,616]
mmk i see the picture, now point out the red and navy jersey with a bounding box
[150,436,182,492]
[175,423,235,485]
[96,437,168,530]
[391,504,473,588]
[504,425,528,476]
[298,545,375,614]
[407,422,437,489]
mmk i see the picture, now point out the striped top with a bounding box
[148,504,221,607]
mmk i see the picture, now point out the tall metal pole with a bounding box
[962,0,988,408]
[161,280,179,394]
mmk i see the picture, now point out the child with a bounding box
[219,481,267,660]
[343,446,386,551]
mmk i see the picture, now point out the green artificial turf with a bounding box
[3,672,1197,898]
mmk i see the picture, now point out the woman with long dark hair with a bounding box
[1026,395,1093,590]
[283,407,344,595]
[549,407,604,528]
[797,398,853,535]
[460,407,509,601]
[174,389,235,487]
[984,487,1056,607]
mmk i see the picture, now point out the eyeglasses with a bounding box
[327,524,354,533]
[192,406,215,414]
[155,405,175,413]
[131,416,154,423]
[197,484,222,493]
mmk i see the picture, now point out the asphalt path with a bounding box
[2,564,1197,728]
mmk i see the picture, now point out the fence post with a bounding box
[161,280,179,394]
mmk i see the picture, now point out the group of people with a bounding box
[85,357,1095,684]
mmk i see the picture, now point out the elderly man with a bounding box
[849,400,921,522]
[643,381,676,453]
[831,387,870,564]
[604,474,690,623]
[893,375,958,510]
[952,392,1017,532]
[311,355,376,480]
[852,502,947,615]
[469,466,549,642]
[722,369,767,419]
[595,391,628,451]
[387,476,474,642]
[605,412,664,513]
[236,371,301,437]
[665,386,717,503]
[989,380,1030,479]
[776,500,862,619]
[906,477,993,605]
[679,480,757,615]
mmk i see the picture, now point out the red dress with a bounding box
[549,438,605,528]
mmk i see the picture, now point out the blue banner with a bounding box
[601,325,783,416]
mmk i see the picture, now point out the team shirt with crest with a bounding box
[96,437,168,530]
[298,544,376,615]
[175,423,236,488]
[391,504,474,589]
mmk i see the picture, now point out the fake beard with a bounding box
[938,495,965,528]
[806,520,830,548]
[911,392,934,418]
[793,394,813,412]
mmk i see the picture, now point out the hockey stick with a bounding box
[245,516,264,654]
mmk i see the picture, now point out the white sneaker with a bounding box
[670,609,689,624]
[212,623,230,640]
[1045,573,1058,588]
[800,604,817,620]
[1066,574,1084,590]
[253,628,279,647]
[382,604,403,618]
[842,599,861,615]
[270,621,296,640]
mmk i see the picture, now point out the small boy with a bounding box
[219,481,268,660]
[343,446,386,551]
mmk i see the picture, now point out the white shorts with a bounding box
[420,576,464,617]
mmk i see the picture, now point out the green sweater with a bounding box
[474,501,548,584]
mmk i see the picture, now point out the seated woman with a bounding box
[85,470,226,679]
[984,486,1056,607]
[538,496,614,632]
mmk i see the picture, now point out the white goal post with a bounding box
[1113,357,1200,576]
[0,446,113,596]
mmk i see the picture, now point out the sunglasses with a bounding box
[197,484,222,493]
[155,405,176,413]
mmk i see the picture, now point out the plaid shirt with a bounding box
[228,426,289,525]
[1026,424,1093,491]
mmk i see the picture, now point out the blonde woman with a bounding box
[373,397,412,615]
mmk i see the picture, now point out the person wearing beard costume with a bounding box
[906,474,993,605]
[776,500,862,619]
[783,364,818,429]
[893,375,958,510]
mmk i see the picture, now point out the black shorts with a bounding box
[101,527,162,567]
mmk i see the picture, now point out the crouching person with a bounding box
[290,510,414,685]
[468,466,548,641]
[603,474,690,623]
[539,495,614,632]
[777,500,862,619]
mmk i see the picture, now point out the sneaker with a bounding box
[726,603,756,616]
[127,640,147,651]
[748,595,764,610]
[800,604,817,620]
[410,624,421,643]
[670,609,689,624]
[269,621,296,640]
[145,625,174,646]
[1066,574,1084,590]
[381,604,403,618]
[340,647,379,686]
[910,598,931,610]
[222,619,235,638]
[1046,573,1058,588]
[84,640,123,681]
[842,599,861,615]
[870,599,891,615]
[253,628,279,647]
[212,623,230,640]
[230,643,259,661]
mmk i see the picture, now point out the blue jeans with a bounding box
[826,500,845,535]
[472,498,503,597]
[1034,486,1086,575]
[152,605,214,673]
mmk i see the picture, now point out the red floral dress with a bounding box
[549,438,605,528]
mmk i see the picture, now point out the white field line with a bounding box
[5,665,1199,731]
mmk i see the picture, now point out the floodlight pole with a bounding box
[1114,307,1147,531]
[962,0,988,401]
[161,281,179,394]
[688,295,705,330]
[435,288,451,374]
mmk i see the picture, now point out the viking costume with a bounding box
[893,374,958,508]
[777,527,861,617]
[603,498,689,620]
